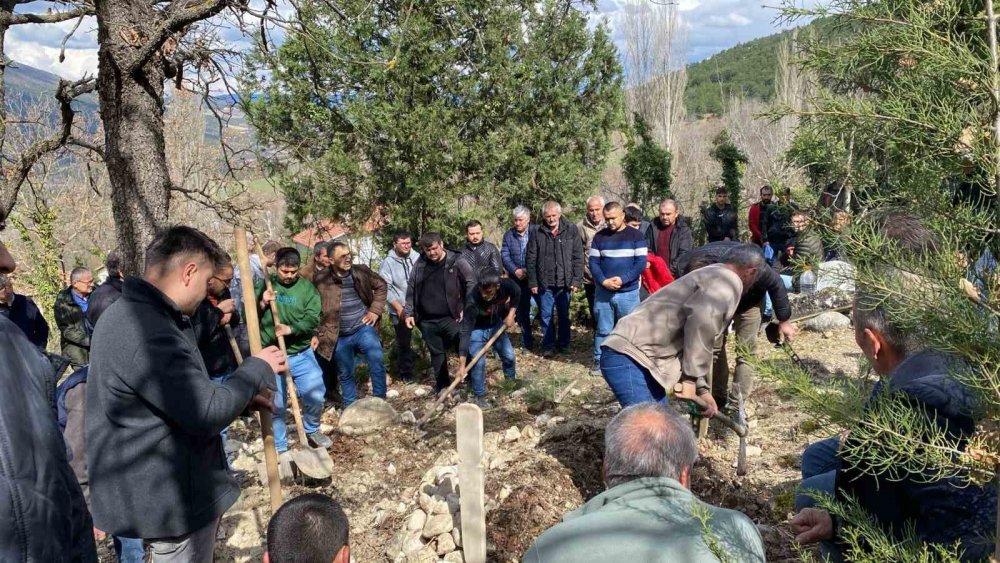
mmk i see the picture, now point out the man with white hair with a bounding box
[523,402,765,562]
[501,205,538,350]
[525,201,584,357]
[578,195,605,327]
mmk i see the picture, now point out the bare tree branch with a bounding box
[127,0,232,76]
[0,3,95,26]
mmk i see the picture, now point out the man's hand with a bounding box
[219,312,233,326]
[274,323,292,337]
[216,299,235,314]
[514,268,526,280]
[676,381,717,417]
[789,508,834,544]
[261,289,277,304]
[457,356,466,376]
[530,286,539,295]
[310,336,319,350]
[570,285,578,292]
[392,301,405,317]
[778,320,799,342]
[248,391,276,413]
[601,279,617,290]
[697,392,719,418]
[93,528,107,542]
[504,313,516,329]
[610,276,623,289]
[362,312,379,326]
[405,316,416,329]
[254,345,287,373]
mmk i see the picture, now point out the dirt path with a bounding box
[96,326,860,562]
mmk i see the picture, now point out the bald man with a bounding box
[524,402,764,562]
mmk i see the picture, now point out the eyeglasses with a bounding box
[74,279,95,287]
[213,276,234,285]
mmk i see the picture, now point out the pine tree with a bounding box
[770,0,1000,559]
[242,0,622,245]
[622,112,673,210]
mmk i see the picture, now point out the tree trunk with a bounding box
[95,0,172,274]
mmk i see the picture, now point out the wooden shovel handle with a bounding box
[235,227,282,512]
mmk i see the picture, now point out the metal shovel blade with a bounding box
[735,390,748,476]
[288,445,335,479]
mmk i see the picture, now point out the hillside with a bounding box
[685,26,804,116]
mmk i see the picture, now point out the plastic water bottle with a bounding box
[800,268,817,294]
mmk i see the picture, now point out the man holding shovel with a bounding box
[457,269,520,409]
[256,247,330,453]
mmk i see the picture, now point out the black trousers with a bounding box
[418,317,461,391]
[392,317,416,381]
[316,350,342,405]
[584,283,597,329]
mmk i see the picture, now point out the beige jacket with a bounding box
[603,263,742,391]
[578,217,604,284]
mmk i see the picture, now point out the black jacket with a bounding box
[85,276,123,333]
[761,201,798,249]
[1,293,49,348]
[0,315,96,561]
[191,292,241,376]
[404,251,475,323]
[646,215,695,278]
[86,277,275,538]
[674,241,792,322]
[703,204,739,242]
[836,351,996,561]
[459,278,521,356]
[525,218,585,289]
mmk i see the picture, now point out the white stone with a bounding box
[546,416,566,428]
[443,551,465,563]
[406,509,428,532]
[402,532,426,555]
[499,485,512,502]
[422,513,455,538]
[521,425,540,442]
[320,423,335,434]
[503,426,521,442]
[338,397,401,436]
[405,546,438,563]
[802,311,851,332]
[388,463,397,476]
[435,532,456,555]
[414,387,430,397]
[746,445,763,457]
[429,495,450,515]
[434,465,458,482]
[511,388,528,398]
[397,502,408,514]
[534,414,552,426]
[570,388,582,396]
[387,389,401,399]
[401,411,417,424]
[451,527,462,548]
[816,260,856,293]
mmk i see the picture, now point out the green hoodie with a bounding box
[255,274,321,355]
[522,477,764,563]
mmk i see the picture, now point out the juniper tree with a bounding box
[709,129,748,213]
[622,112,673,210]
[242,0,622,246]
[768,0,1000,559]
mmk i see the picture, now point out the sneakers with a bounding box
[472,396,493,410]
[307,431,333,449]
[542,349,555,359]
[589,361,602,377]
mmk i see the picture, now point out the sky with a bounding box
[6,1,796,81]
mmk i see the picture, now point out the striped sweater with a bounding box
[589,226,648,292]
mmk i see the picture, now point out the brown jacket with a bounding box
[603,264,742,392]
[313,265,387,360]
[300,260,326,283]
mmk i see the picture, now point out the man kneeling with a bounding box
[265,493,349,563]
[523,402,765,562]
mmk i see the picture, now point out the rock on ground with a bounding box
[802,311,851,332]
[338,397,400,436]
[787,287,853,320]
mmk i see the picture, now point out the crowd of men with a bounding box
[0,189,996,562]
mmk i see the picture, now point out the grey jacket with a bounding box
[0,315,96,562]
[379,250,418,320]
[523,477,764,562]
[86,277,275,539]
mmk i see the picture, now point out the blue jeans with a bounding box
[593,287,640,362]
[274,347,326,452]
[796,436,844,562]
[764,274,794,317]
[600,347,666,407]
[515,279,539,350]
[538,286,571,352]
[335,325,387,406]
[468,324,516,397]
[114,536,145,563]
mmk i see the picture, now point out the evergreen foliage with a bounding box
[621,113,672,210]
[242,0,622,245]
[769,0,1000,558]
[709,129,748,212]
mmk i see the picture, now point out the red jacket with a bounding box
[748,202,765,245]
[641,253,674,295]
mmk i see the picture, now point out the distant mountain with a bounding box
[5,61,99,115]
[685,25,809,117]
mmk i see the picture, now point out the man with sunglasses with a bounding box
[56,266,95,367]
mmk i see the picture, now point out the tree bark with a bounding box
[95,0,173,274]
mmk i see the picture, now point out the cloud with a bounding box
[7,43,98,80]
[705,13,753,27]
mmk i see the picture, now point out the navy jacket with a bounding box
[0,316,96,561]
[836,350,996,561]
[501,226,533,277]
[1,293,49,348]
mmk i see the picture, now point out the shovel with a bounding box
[415,324,507,438]
[672,383,749,475]
[233,228,282,512]
[257,243,335,480]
